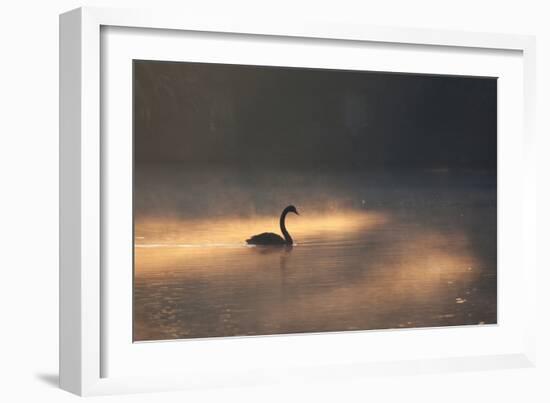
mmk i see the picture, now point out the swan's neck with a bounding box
[280,210,293,245]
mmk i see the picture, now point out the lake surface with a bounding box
[133,169,496,341]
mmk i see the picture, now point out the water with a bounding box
[133,169,496,341]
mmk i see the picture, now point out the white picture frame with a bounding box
[59,6,537,396]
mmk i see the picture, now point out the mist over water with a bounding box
[133,165,496,341]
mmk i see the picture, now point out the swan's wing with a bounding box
[246,232,276,242]
[246,232,284,244]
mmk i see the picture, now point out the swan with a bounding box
[246,205,299,246]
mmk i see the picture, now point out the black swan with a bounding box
[246,205,299,246]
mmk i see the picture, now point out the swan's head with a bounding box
[286,205,299,215]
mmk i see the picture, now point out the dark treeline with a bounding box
[134,60,496,171]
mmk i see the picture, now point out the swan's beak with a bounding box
[295,211,300,215]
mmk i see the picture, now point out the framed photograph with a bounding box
[60,7,537,396]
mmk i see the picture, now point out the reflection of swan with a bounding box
[251,244,293,255]
[246,205,299,245]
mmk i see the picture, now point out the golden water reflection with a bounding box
[134,209,496,341]
[135,210,387,247]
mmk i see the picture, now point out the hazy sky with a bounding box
[134,60,496,171]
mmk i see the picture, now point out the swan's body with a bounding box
[246,205,299,246]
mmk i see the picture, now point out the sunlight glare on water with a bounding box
[135,211,387,250]
[134,202,496,341]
